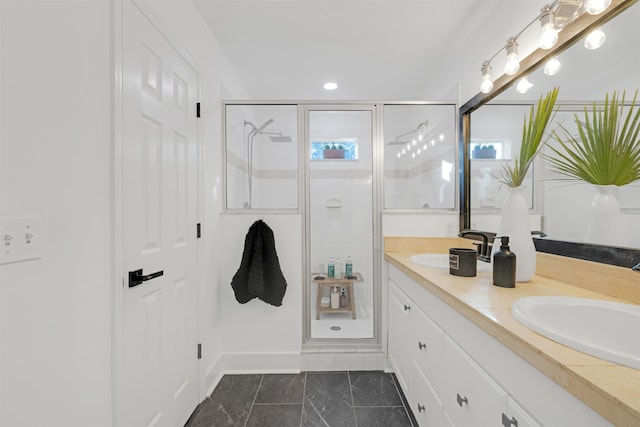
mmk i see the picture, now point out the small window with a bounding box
[310,139,358,160]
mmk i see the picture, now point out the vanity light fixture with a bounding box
[323,82,338,90]
[544,57,562,75]
[539,6,559,49]
[479,61,494,93]
[476,0,610,95]
[516,77,534,94]
[584,0,611,15]
[504,37,520,75]
[584,28,606,49]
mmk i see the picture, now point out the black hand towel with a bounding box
[231,220,287,306]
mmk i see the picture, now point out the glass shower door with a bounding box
[307,108,375,340]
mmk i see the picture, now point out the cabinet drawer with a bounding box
[502,396,542,427]
[441,335,507,427]
[413,305,445,391]
[410,360,443,427]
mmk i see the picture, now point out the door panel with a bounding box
[121,1,199,426]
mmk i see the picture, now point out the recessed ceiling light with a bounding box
[323,82,338,91]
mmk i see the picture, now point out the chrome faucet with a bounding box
[632,262,640,272]
[458,230,494,263]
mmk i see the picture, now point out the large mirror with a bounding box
[460,0,640,261]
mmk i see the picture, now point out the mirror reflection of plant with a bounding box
[498,87,559,187]
[546,90,640,186]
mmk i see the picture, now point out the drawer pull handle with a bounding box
[456,393,468,407]
[418,341,426,350]
[404,304,411,311]
[417,403,426,413]
[502,413,518,427]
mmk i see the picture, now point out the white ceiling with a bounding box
[193,0,547,101]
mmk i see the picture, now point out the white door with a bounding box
[120,1,199,426]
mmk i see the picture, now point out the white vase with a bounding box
[584,184,622,246]
[492,186,536,282]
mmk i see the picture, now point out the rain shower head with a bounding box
[269,135,293,143]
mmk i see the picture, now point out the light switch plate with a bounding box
[0,216,42,265]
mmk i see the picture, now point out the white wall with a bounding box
[0,0,250,425]
[218,214,303,372]
[0,1,112,425]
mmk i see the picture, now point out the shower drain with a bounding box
[330,326,341,331]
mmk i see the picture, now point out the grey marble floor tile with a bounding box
[254,373,305,404]
[193,374,262,427]
[355,406,413,427]
[246,403,303,427]
[350,371,403,407]
[302,372,356,427]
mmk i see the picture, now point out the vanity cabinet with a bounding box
[387,264,610,427]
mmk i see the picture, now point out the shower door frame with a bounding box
[302,104,383,348]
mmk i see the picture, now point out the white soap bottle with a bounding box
[330,286,340,309]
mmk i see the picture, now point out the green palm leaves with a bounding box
[546,90,640,186]
[499,87,560,187]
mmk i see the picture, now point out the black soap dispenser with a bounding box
[493,236,516,288]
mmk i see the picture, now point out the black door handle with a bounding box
[128,269,164,287]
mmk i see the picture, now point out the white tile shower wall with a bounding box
[310,175,374,310]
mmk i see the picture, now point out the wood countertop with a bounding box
[384,237,640,427]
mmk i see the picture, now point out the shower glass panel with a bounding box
[383,104,457,209]
[308,109,375,339]
[225,104,298,210]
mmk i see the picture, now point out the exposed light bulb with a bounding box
[479,61,493,93]
[401,149,406,154]
[504,38,520,75]
[584,29,606,49]
[412,139,417,146]
[323,82,338,90]
[539,9,558,49]
[418,134,423,141]
[516,77,533,94]
[430,139,435,146]
[544,57,561,75]
[412,152,416,159]
[584,0,611,15]
[423,144,428,150]
[417,149,421,154]
[406,143,411,150]
[439,133,444,141]
[397,152,401,158]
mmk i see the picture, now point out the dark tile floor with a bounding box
[185,371,417,427]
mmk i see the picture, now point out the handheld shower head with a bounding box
[257,118,274,132]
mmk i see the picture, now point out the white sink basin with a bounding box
[409,253,492,272]
[511,296,640,369]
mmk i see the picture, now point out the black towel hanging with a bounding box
[230,220,287,307]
